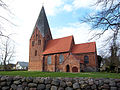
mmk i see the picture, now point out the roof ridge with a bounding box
[75,42,96,46]
[72,41,96,54]
[49,35,73,41]
[43,35,73,54]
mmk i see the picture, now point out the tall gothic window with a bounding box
[59,54,64,64]
[38,40,41,45]
[32,41,35,46]
[35,50,37,56]
[47,56,51,65]
[84,56,89,64]
[35,34,38,40]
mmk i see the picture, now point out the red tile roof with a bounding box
[72,42,96,54]
[43,36,73,55]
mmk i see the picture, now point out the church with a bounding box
[28,6,98,72]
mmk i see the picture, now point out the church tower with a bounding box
[29,6,52,71]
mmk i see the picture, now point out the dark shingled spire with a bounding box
[33,6,52,38]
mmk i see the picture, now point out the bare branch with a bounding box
[0,16,16,26]
[0,38,15,70]
[0,0,16,39]
[0,0,14,14]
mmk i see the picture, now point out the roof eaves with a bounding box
[43,51,70,55]
[72,51,95,54]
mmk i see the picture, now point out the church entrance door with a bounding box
[66,65,70,72]
[72,67,78,72]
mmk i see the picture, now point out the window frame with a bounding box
[38,40,41,45]
[47,56,52,65]
[84,55,89,64]
[35,50,37,56]
[32,41,35,46]
[59,54,64,64]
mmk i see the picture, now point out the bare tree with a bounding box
[81,0,119,39]
[81,0,120,72]
[0,38,15,70]
[0,0,15,37]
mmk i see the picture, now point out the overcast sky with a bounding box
[0,0,110,63]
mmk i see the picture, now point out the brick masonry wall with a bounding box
[62,55,80,72]
[72,52,98,72]
[29,27,52,71]
[44,53,70,72]
[0,75,120,90]
[44,52,97,72]
[73,52,97,67]
[29,28,45,71]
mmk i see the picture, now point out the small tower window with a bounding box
[47,56,51,65]
[38,35,40,38]
[36,34,38,39]
[38,40,41,45]
[32,41,35,46]
[84,56,89,64]
[47,35,49,41]
[35,50,37,56]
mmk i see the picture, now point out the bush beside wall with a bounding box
[0,75,120,90]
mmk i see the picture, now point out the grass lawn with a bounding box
[0,71,120,78]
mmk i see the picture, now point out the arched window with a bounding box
[72,67,78,72]
[59,54,64,64]
[32,41,35,46]
[84,56,89,64]
[47,56,51,65]
[36,34,38,39]
[66,65,70,72]
[35,50,37,56]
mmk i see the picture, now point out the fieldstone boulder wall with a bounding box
[0,75,120,90]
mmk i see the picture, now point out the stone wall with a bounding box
[0,76,120,90]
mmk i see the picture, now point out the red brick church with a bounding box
[29,6,98,72]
